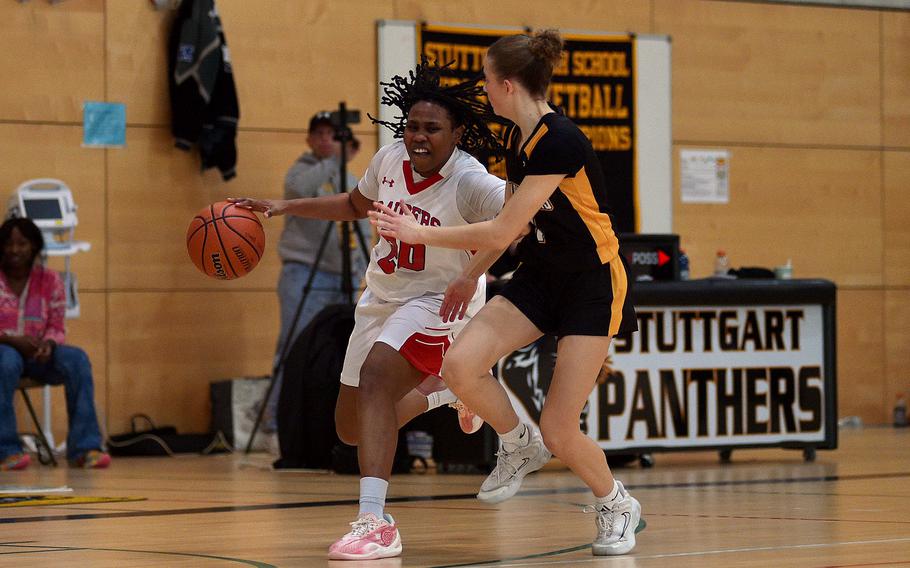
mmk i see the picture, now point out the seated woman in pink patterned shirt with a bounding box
[0,217,109,470]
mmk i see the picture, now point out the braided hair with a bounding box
[370,59,504,157]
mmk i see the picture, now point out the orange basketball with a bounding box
[186,201,265,280]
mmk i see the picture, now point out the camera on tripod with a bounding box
[329,109,361,127]
[329,106,361,145]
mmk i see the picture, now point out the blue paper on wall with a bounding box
[83,101,126,147]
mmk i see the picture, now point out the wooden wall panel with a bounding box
[837,290,885,423]
[106,1,173,126]
[65,290,108,392]
[654,0,880,146]
[107,126,265,291]
[883,13,910,148]
[214,0,394,131]
[884,151,910,286]
[107,127,377,290]
[0,0,104,122]
[885,290,910,424]
[107,0,398,131]
[106,291,278,433]
[0,124,106,289]
[393,0,651,32]
[673,145,882,285]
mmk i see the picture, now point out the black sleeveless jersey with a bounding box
[504,110,621,271]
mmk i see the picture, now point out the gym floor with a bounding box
[1,426,908,567]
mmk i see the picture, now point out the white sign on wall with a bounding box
[680,149,730,204]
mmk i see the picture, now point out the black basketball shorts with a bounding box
[499,255,638,338]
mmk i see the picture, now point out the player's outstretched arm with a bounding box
[227,197,284,217]
[229,189,372,221]
[369,173,564,250]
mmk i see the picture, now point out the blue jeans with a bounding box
[0,344,104,461]
[265,262,361,431]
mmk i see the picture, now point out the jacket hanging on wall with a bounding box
[168,0,239,181]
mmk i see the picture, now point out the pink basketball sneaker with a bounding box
[328,512,402,560]
[449,400,484,434]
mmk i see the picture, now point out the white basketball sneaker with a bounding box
[477,425,551,504]
[587,480,644,556]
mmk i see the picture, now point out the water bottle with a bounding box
[895,393,908,428]
[775,258,793,279]
[714,249,730,277]
[678,249,690,280]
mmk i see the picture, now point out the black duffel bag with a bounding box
[273,304,354,469]
[274,303,416,472]
[107,414,229,456]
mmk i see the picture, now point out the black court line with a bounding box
[0,493,474,525]
[1,470,908,525]
[431,543,592,568]
[0,542,275,566]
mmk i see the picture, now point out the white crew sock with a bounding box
[359,476,389,518]
[426,388,458,411]
[595,480,620,508]
[500,423,530,451]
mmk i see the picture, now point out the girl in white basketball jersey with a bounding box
[230,62,506,561]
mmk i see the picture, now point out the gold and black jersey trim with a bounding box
[607,254,629,337]
[522,124,549,158]
[503,123,519,152]
[558,165,620,264]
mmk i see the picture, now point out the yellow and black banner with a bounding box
[419,24,637,232]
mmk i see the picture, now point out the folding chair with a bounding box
[17,377,58,466]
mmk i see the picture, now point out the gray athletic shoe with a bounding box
[589,480,644,556]
[476,425,551,504]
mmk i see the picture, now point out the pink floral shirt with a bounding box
[0,264,66,345]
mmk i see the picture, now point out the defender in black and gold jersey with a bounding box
[500,110,637,338]
[370,29,643,557]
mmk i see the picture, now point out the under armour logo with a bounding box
[382,176,395,188]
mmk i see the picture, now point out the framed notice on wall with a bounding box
[680,149,730,204]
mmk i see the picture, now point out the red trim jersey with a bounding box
[358,142,505,303]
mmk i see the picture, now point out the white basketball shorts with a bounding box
[339,287,481,393]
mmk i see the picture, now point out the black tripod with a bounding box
[244,101,371,454]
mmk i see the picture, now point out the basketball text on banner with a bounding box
[419,25,638,233]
